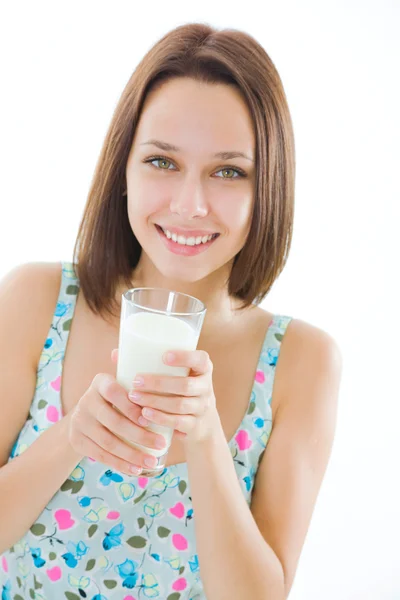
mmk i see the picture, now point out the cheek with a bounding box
[217,195,253,234]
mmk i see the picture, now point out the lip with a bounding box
[156,224,218,237]
[155,224,219,256]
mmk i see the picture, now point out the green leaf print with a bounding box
[60,479,74,492]
[14,595,24,600]
[275,332,283,342]
[247,401,256,414]
[137,517,145,529]
[179,566,185,575]
[88,524,98,538]
[134,490,147,504]
[38,399,47,409]
[126,536,147,548]
[85,558,96,571]
[30,523,46,536]
[29,589,35,599]
[63,319,72,331]
[65,593,81,600]
[157,526,171,538]
[66,284,79,295]
[34,575,43,589]
[61,479,84,494]
[178,481,187,495]
[49,552,57,560]
[103,580,117,589]
[167,593,181,600]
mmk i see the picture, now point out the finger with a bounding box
[111,348,118,363]
[140,407,197,434]
[95,398,167,453]
[83,419,163,473]
[129,392,201,416]
[163,349,212,376]
[93,373,144,427]
[132,372,209,397]
[77,431,143,476]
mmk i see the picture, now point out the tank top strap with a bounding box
[256,313,293,416]
[29,261,80,429]
[233,314,293,497]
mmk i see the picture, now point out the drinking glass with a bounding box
[115,288,206,477]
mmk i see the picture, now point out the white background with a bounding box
[0,1,399,598]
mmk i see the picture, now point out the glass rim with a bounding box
[122,287,206,317]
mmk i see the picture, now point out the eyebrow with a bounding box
[140,139,254,162]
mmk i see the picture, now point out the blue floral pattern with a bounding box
[0,261,292,600]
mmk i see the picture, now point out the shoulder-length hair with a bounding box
[73,22,295,323]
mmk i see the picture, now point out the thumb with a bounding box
[111,348,119,363]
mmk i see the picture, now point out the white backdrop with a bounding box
[0,1,399,598]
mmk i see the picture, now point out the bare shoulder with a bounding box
[0,261,63,368]
[250,317,343,596]
[274,317,342,409]
[0,261,64,466]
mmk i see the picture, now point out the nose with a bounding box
[169,175,209,220]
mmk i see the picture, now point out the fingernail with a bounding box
[128,391,141,401]
[164,352,175,364]
[133,376,144,387]
[144,456,157,468]
[138,416,150,426]
[130,465,142,475]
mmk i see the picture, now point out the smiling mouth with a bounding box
[155,224,220,246]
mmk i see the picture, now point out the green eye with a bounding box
[150,157,173,169]
[144,156,247,181]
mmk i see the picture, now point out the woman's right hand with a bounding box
[67,351,167,476]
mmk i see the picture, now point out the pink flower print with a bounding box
[172,533,188,551]
[46,566,62,581]
[1,556,8,573]
[50,376,61,391]
[172,577,188,591]
[123,596,137,600]
[235,429,252,450]
[169,502,185,519]
[138,477,149,489]
[107,511,120,520]
[54,508,75,530]
[255,370,265,384]
[46,405,60,423]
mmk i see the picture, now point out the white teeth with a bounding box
[161,227,216,246]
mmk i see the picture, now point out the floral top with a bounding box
[0,261,293,600]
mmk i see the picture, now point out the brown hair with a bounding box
[73,22,295,323]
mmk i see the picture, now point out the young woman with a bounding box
[0,22,342,600]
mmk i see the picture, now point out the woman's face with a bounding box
[125,77,256,284]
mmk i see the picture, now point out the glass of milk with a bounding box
[115,288,206,477]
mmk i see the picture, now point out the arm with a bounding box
[250,321,343,597]
[185,423,285,600]
[0,413,83,553]
[0,262,83,553]
[185,320,342,600]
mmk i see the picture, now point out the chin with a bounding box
[153,260,214,284]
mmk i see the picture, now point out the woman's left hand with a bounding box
[112,349,222,445]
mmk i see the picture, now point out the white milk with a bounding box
[116,311,199,457]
